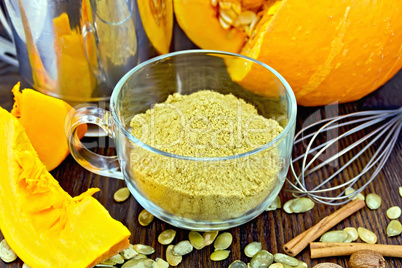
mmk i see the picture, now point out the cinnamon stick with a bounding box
[283,199,365,257]
[310,242,402,258]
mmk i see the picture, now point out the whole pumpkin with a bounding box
[174,0,402,106]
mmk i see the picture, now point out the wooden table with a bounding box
[0,59,401,267]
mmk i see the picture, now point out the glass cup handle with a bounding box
[67,106,124,180]
[82,21,107,84]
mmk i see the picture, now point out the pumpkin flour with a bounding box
[129,90,283,221]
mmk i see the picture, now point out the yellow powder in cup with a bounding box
[129,91,283,221]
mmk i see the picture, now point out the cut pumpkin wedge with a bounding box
[174,0,246,53]
[11,83,87,171]
[0,107,131,268]
[138,0,174,54]
[53,12,96,100]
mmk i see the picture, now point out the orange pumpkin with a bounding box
[0,107,130,267]
[11,83,87,171]
[138,0,174,54]
[174,0,402,106]
[53,12,96,100]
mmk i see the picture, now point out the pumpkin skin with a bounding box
[174,0,402,106]
[0,107,130,267]
[11,83,87,171]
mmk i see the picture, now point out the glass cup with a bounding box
[67,50,297,230]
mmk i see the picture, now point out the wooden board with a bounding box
[0,59,401,267]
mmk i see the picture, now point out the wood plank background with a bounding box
[0,58,401,267]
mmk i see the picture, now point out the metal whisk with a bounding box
[288,107,402,205]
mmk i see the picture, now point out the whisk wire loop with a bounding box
[289,108,402,205]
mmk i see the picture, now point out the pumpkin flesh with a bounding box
[174,0,246,53]
[138,0,174,54]
[0,107,130,267]
[174,0,402,106]
[53,12,96,100]
[11,83,87,171]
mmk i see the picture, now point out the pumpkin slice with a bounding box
[11,82,87,171]
[174,0,246,53]
[175,0,402,106]
[0,107,131,267]
[53,13,96,100]
[138,0,174,54]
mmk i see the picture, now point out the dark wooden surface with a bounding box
[0,57,401,267]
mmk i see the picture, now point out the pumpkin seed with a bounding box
[22,264,31,268]
[158,229,176,245]
[219,1,232,9]
[109,254,125,264]
[386,206,401,219]
[399,187,402,197]
[211,0,218,7]
[101,259,116,265]
[345,187,365,201]
[203,231,219,246]
[250,250,274,268]
[0,239,17,263]
[121,258,154,268]
[210,249,230,261]
[229,260,248,268]
[386,220,402,237]
[189,231,205,250]
[358,227,377,244]
[220,9,237,25]
[269,264,284,268]
[244,242,262,258]
[312,264,343,268]
[365,193,382,210]
[214,232,233,250]
[343,227,358,242]
[290,197,315,213]
[173,240,193,256]
[219,16,231,29]
[237,10,257,25]
[154,258,169,268]
[356,193,365,200]
[121,245,138,259]
[296,261,308,268]
[166,245,182,266]
[231,2,241,15]
[266,196,281,211]
[343,232,353,243]
[273,253,299,266]
[319,230,348,243]
[345,187,355,196]
[283,199,294,214]
[133,254,148,260]
[138,209,154,226]
[132,244,155,255]
[248,16,260,38]
[114,187,130,202]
